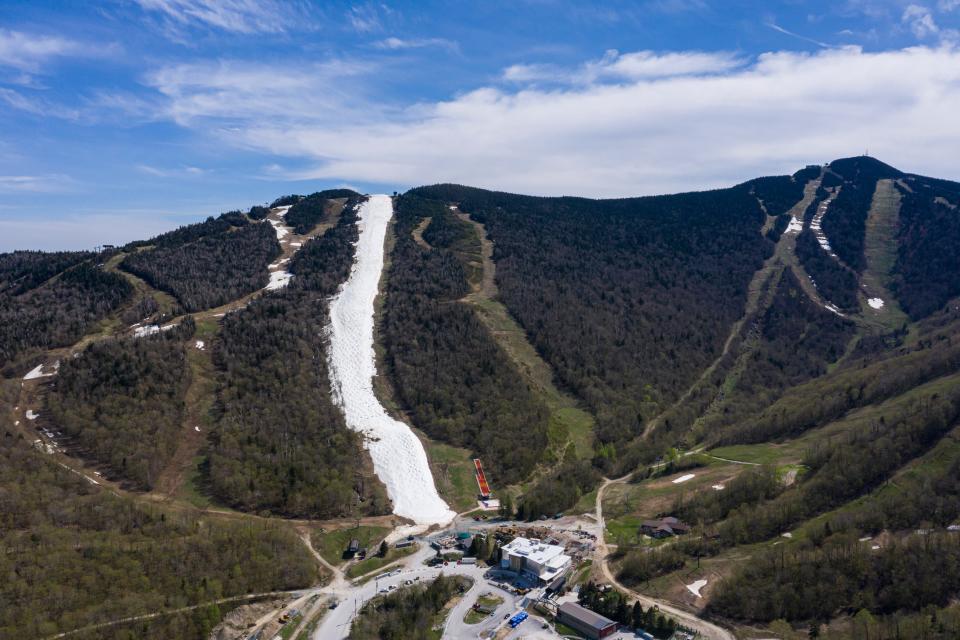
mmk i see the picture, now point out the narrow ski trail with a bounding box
[327,195,455,526]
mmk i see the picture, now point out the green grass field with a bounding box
[347,544,418,579]
[311,525,390,566]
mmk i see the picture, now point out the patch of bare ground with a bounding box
[411,216,432,249]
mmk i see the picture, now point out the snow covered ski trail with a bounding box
[327,195,455,525]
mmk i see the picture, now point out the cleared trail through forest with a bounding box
[451,207,596,459]
[861,179,909,329]
[642,178,823,440]
[327,195,454,525]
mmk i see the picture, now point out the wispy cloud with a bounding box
[136,164,208,177]
[503,49,743,84]
[133,0,314,36]
[374,37,458,53]
[0,174,76,193]
[347,4,389,33]
[765,22,832,48]
[143,58,378,125]
[0,88,81,120]
[0,28,112,73]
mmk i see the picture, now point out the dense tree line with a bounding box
[350,574,471,640]
[0,249,93,295]
[743,174,807,217]
[0,262,132,370]
[765,214,791,242]
[720,326,960,444]
[821,156,903,273]
[125,211,249,251]
[703,270,854,433]
[208,203,389,518]
[514,456,600,520]
[122,221,279,312]
[717,379,960,545]
[709,532,960,624]
[823,444,960,538]
[675,465,781,525]
[0,416,315,640]
[46,322,193,490]
[382,195,549,484]
[409,184,770,451]
[284,189,359,234]
[891,175,960,319]
[796,228,861,310]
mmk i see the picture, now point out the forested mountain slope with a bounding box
[409,183,772,453]
[2,158,960,639]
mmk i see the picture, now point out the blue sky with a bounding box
[1,0,959,251]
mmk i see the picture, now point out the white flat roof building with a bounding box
[501,537,572,583]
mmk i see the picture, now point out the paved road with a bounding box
[311,548,492,639]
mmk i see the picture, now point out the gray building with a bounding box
[556,602,617,639]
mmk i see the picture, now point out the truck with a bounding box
[459,557,477,565]
[508,611,528,628]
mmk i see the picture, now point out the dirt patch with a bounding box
[209,598,286,640]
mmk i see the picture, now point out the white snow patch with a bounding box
[871,544,881,550]
[195,340,205,350]
[290,241,302,247]
[785,216,803,234]
[672,473,696,484]
[810,196,840,258]
[268,217,290,240]
[859,536,872,542]
[711,484,726,491]
[194,426,201,432]
[868,298,885,309]
[23,364,50,380]
[327,195,455,525]
[781,532,793,538]
[265,270,293,290]
[26,410,39,420]
[686,579,708,598]
[824,302,845,317]
[134,324,160,338]
[134,324,175,338]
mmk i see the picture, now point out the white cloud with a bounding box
[237,46,960,197]
[939,0,960,11]
[903,5,941,38]
[143,58,377,125]
[503,49,743,85]
[133,0,311,35]
[374,37,458,52]
[0,29,107,73]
